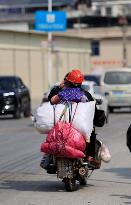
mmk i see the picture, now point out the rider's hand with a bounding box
[51,95,60,104]
[59,81,65,88]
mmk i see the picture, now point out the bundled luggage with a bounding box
[34,101,95,158]
[34,101,95,141]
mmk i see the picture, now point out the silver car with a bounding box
[101,68,131,113]
[82,81,109,122]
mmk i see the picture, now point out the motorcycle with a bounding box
[40,139,101,192]
[33,101,107,191]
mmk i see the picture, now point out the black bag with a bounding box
[127,124,131,152]
[93,109,106,127]
[40,154,56,174]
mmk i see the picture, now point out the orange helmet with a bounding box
[66,69,84,84]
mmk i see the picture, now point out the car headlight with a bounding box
[3,92,15,97]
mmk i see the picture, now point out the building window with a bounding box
[8,8,22,15]
[91,40,100,56]
[106,7,112,16]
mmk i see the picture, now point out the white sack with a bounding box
[99,144,111,163]
[34,102,67,134]
[72,101,95,141]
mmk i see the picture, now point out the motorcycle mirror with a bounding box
[96,98,103,105]
[105,92,109,96]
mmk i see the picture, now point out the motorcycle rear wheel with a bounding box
[63,178,77,192]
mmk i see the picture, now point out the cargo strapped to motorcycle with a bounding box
[52,103,79,146]
[58,102,78,123]
[44,102,86,159]
[52,102,78,127]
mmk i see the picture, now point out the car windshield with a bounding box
[94,85,102,95]
[84,75,100,85]
[104,71,131,84]
[82,83,102,95]
[0,78,17,90]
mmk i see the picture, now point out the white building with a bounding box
[92,0,131,17]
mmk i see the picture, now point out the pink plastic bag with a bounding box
[41,121,86,158]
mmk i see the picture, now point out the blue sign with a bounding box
[35,11,67,32]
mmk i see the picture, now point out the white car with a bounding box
[82,81,109,123]
[101,68,131,113]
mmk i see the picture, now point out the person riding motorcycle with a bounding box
[50,69,88,104]
[48,69,106,167]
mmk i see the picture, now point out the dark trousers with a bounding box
[86,130,96,158]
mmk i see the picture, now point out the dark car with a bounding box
[0,76,31,119]
[84,74,101,86]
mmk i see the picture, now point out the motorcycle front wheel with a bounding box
[63,178,77,192]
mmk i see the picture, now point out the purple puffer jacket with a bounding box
[58,87,85,103]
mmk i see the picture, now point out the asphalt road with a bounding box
[0,110,131,205]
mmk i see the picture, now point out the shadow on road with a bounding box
[102,167,131,179]
[111,194,131,204]
[0,179,93,192]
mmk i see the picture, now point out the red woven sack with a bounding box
[41,121,86,158]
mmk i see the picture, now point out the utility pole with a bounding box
[118,15,128,67]
[48,0,53,87]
